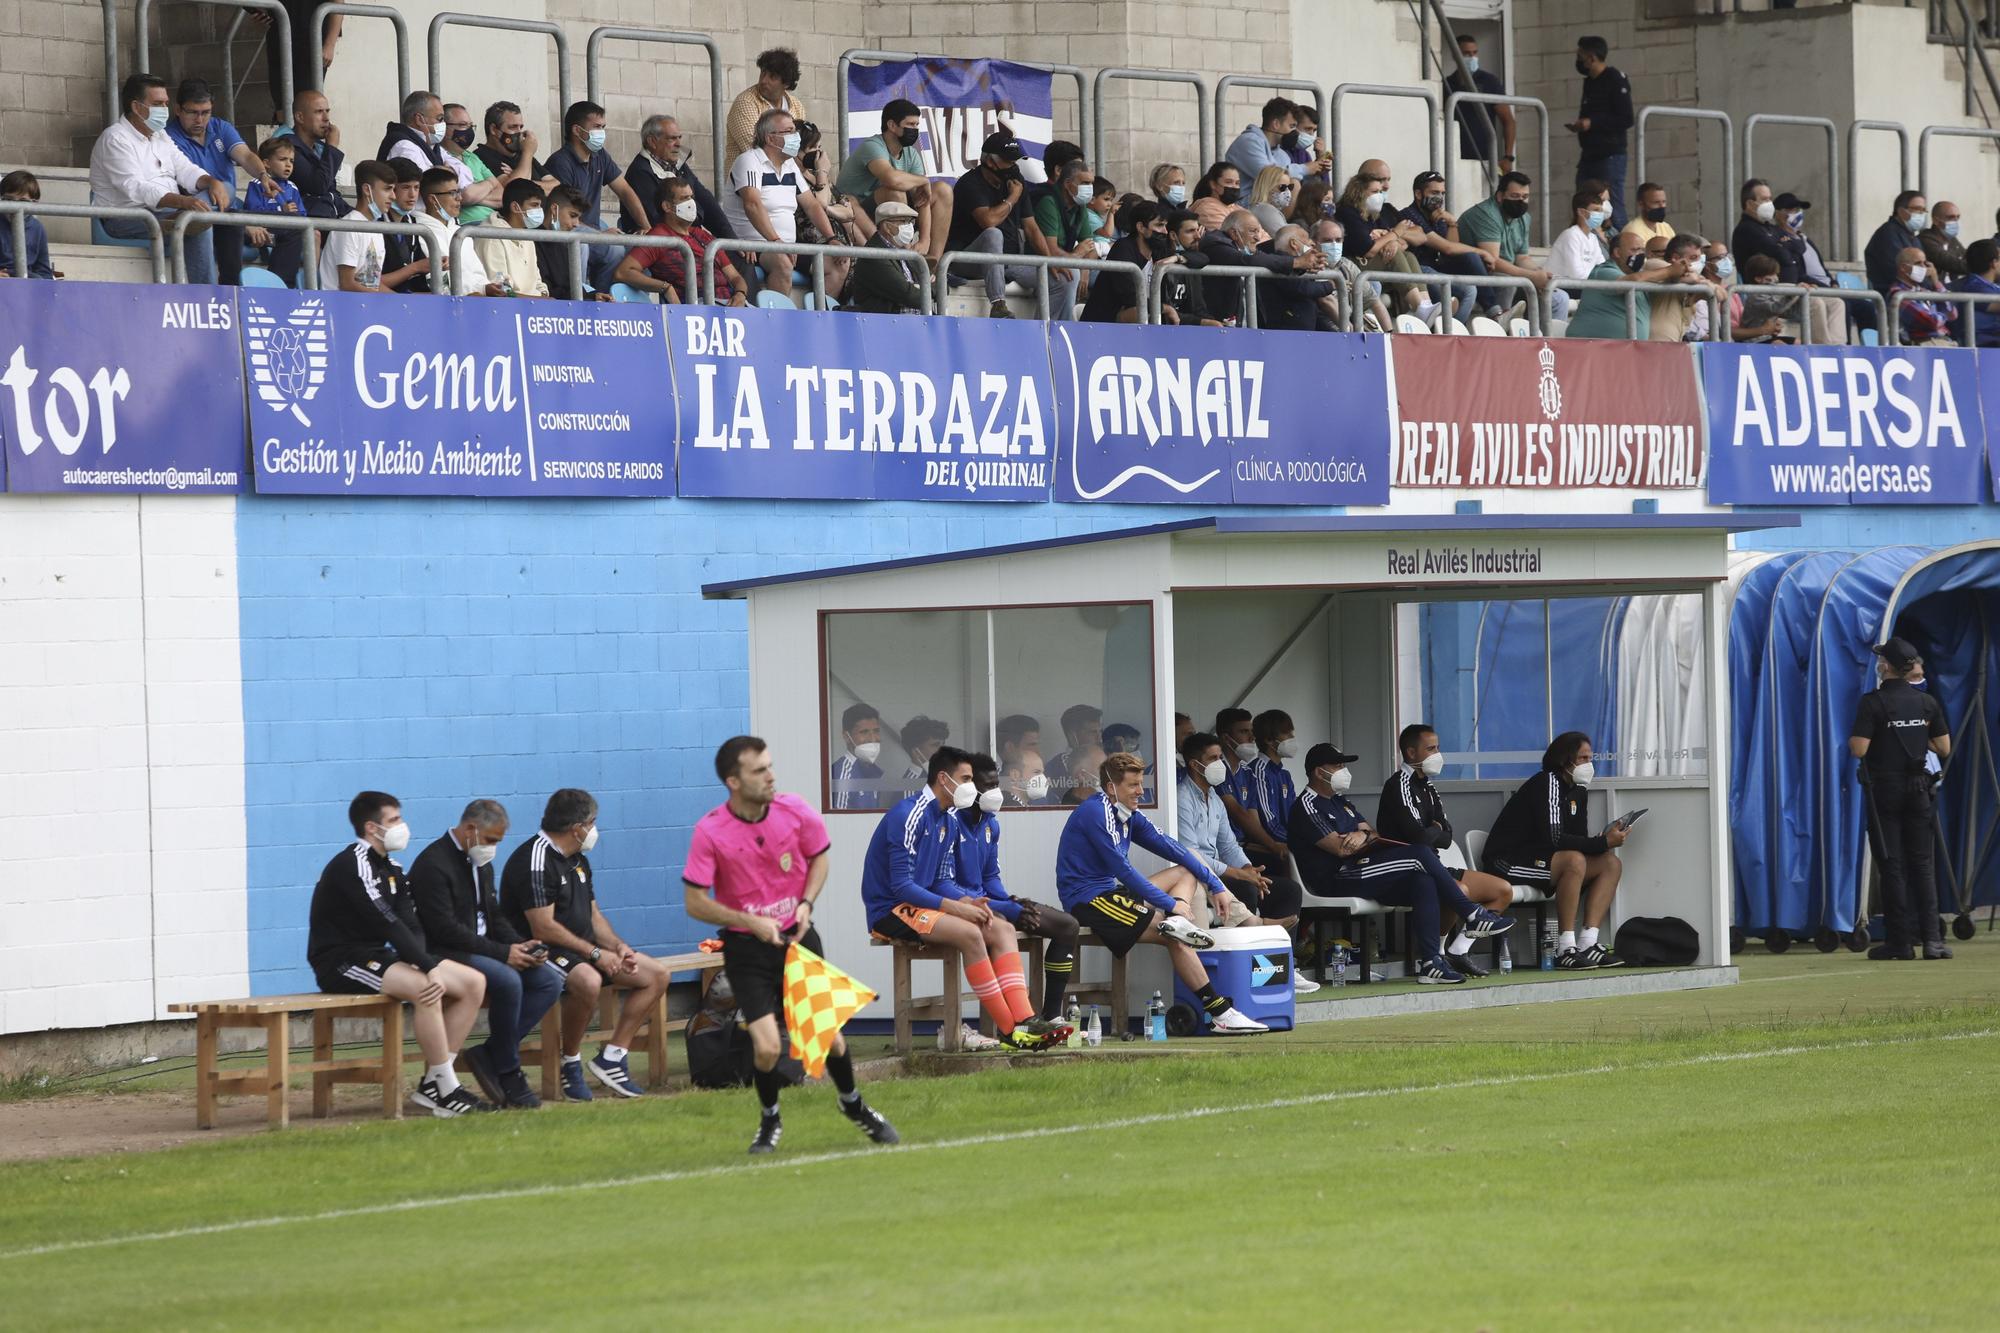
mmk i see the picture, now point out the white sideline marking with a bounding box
[2,1028,1990,1263]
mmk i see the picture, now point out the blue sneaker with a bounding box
[587,1048,644,1098]
[1459,907,1516,939]
[559,1058,593,1102]
[1413,956,1466,985]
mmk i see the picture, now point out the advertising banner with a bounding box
[1391,337,1704,490]
[0,282,247,493]
[1051,324,1389,506]
[243,289,675,496]
[1703,344,1988,505]
[671,306,1054,502]
[841,57,1054,180]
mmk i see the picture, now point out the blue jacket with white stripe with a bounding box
[951,810,1024,923]
[1055,791,1223,913]
[860,789,963,923]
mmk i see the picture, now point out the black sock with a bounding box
[1198,983,1226,1015]
[824,1050,858,1100]
[753,1067,783,1116]
[1038,954,1074,1021]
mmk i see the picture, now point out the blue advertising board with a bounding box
[670,307,1054,502]
[0,282,247,493]
[1051,323,1390,505]
[243,289,675,495]
[1703,344,1988,505]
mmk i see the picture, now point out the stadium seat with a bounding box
[1432,315,1471,336]
[608,282,652,303]
[91,216,149,249]
[1297,889,1413,984]
[1509,317,1533,337]
[755,290,795,310]
[1547,317,1570,338]
[1859,327,1880,346]
[240,266,287,289]
[1470,315,1506,337]
[876,932,1128,1051]
[1395,313,1430,334]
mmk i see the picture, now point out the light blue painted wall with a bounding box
[1735,505,2000,552]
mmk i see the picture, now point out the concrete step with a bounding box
[46,242,156,285]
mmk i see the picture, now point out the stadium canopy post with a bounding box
[1635,106,1734,242]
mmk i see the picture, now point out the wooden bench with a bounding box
[515,950,725,1100]
[877,931,1129,1054]
[167,993,406,1131]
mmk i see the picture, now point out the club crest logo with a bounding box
[780,852,794,873]
[243,296,331,426]
[1536,342,1564,422]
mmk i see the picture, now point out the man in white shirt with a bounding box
[319,159,394,292]
[724,107,836,297]
[415,166,501,296]
[1548,186,1612,282]
[90,72,227,285]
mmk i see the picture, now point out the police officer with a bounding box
[1849,638,1952,960]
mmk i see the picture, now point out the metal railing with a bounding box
[838,50,1091,182]
[1744,113,1841,261]
[720,237,935,313]
[1332,83,1444,177]
[1093,68,1210,181]
[1918,125,2000,203]
[170,210,441,288]
[1889,287,2000,348]
[1551,275,1725,342]
[134,0,293,130]
[311,4,410,107]
[1443,92,1552,247]
[1215,76,1327,169]
[1636,106,1735,241]
[1715,282,1885,345]
[1846,120,1911,264]
[1361,269,1546,335]
[428,14,573,122]
[3,202,167,281]
[446,224,695,301]
[1148,261,1276,328]
[938,250,1143,323]
[588,28,725,195]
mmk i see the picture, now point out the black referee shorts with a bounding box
[720,925,824,1024]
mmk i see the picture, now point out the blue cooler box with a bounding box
[1172,925,1296,1033]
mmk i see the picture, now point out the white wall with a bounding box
[0,496,247,1036]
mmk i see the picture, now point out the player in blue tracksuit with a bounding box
[1287,743,1516,984]
[862,745,1066,1050]
[1056,751,1270,1033]
[830,702,886,810]
[957,752,1081,1026]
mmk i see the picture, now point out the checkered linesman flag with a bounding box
[783,943,876,1078]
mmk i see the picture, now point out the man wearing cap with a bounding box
[847,199,928,315]
[1775,191,1852,344]
[1849,638,1953,961]
[1286,744,1515,985]
[945,127,1076,320]
[1399,169,1496,320]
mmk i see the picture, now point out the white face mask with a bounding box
[1754,200,1776,224]
[853,741,882,765]
[1463,56,1480,75]
[1200,759,1228,787]
[948,778,978,810]
[467,842,497,868]
[892,224,915,246]
[1686,254,1706,277]
[1365,191,1387,216]
[1570,761,1596,788]
[977,787,1005,814]
[1024,773,1050,801]
[1420,752,1445,777]
[1908,264,1928,284]
[1276,739,1298,759]
[673,199,698,223]
[1234,742,1259,762]
[1326,767,1353,794]
[377,822,410,854]
[578,824,600,853]
[522,207,545,229]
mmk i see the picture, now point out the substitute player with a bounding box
[685,735,900,1155]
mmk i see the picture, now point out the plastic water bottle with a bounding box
[1499,941,1514,975]
[1085,1005,1102,1047]
[1332,941,1348,989]
[1065,998,1083,1049]
[1147,990,1167,1041]
[1539,922,1557,971]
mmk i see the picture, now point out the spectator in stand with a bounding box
[847,200,928,315]
[1730,178,1801,283]
[726,47,805,162]
[414,166,500,297]
[548,101,647,232]
[1622,181,1673,249]
[376,157,434,292]
[1733,254,1790,343]
[89,73,227,286]
[834,99,951,263]
[1400,169,1494,317]
[474,179,551,297]
[612,175,746,305]
[790,123,867,304]
[1311,216,1393,332]
[237,138,306,283]
[1549,187,1613,282]
[1225,97,1332,183]
[1033,155,1105,273]
[1149,162,1189,210]
[377,89,450,175]
[1920,200,1968,282]
[1646,233,1706,343]
[1283,104,1331,186]
[1865,190,1929,298]
[1082,199,1169,323]
[1288,178,1335,230]
[437,102,513,222]
[1261,223,1338,331]
[1161,210,1220,326]
[1773,192,1851,344]
[1447,32,1516,171]
[1564,224,1689,340]
[1953,239,2000,347]
[627,114,731,237]
[1200,208,1325,326]
[0,170,55,279]
[1567,34,1634,229]
[1892,247,1960,346]
[468,102,544,227]
[165,78,286,287]
[537,184,612,302]
[1460,171,1564,319]
[1246,165,1295,236]
[318,159,392,292]
[946,128,1075,320]
[726,107,836,299]
[1333,161,1425,289]
[1189,161,1244,230]
[1686,236,1733,342]
[1087,178,1120,245]
[280,89,346,220]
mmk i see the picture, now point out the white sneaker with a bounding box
[939,1024,1002,1052]
[1415,300,1441,324]
[1209,1005,1270,1035]
[1292,972,1321,995]
[1157,915,1215,949]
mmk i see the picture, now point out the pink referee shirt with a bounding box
[684,793,831,933]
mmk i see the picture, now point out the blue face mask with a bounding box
[1074,182,1094,207]
[780,132,802,157]
[1586,208,1608,230]
[1464,56,1480,75]
[585,128,606,153]
[1715,256,1736,279]
[1320,240,1343,264]
[144,105,171,134]
[1910,676,1929,691]
[366,200,384,221]
[1944,220,1961,238]
[1166,183,1186,205]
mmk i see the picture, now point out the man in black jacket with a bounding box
[1567,35,1633,230]
[847,200,928,315]
[410,798,564,1109]
[625,113,733,237]
[307,790,490,1116]
[1199,209,1325,326]
[1481,732,1629,969]
[1376,724,1519,976]
[278,89,346,219]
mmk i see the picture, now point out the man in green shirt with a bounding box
[834,98,953,264]
[1564,225,1692,339]
[1458,170,1565,320]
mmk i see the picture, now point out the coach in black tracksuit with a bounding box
[1377,724,1518,974]
[1482,732,1628,969]
[1850,638,1952,961]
